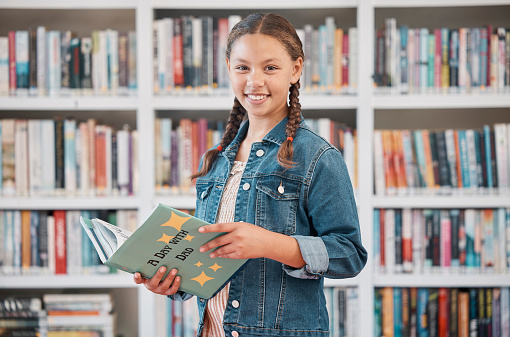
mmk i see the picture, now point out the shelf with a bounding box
[0,274,137,289]
[372,195,510,208]
[374,274,510,288]
[155,195,197,210]
[0,196,141,210]
[0,0,137,9]
[324,277,358,288]
[152,0,358,9]
[0,97,138,111]
[154,95,358,110]
[373,93,510,109]
[373,0,510,7]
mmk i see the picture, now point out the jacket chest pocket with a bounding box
[255,176,301,235]
[195,182,214,221]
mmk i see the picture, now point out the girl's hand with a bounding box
[199,222,271,260]
[133,266,181,296]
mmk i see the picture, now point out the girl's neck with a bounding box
[245,112,287,141]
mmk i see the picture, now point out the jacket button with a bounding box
[256,149,264,157]
[232,300,240,308]
[232,331,239,337]
[242,183,250,190]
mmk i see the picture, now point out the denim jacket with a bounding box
[172,116,367,337]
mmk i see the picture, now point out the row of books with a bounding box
[0,293,114,337]
[306,118,358,189]
[155,118,223,194]
[0,118,139,197]
[153,15,357,95]
[154,117,357,194]
[0,28,137,97]
[375,19,510,94]
[153,286,358,337]
[373,124,510,196]
[375,287,510,337]
[325,287,358,337]
[0,209,137,275]
[374,208,510,275]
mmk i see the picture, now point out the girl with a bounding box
[134,13,367,337]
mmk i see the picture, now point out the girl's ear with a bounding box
[291,57,303,84]
[226,57,231,74]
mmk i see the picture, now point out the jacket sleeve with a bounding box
[283,146,367,279]
[168,291,194,301]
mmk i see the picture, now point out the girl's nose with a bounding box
[247,69,264,88]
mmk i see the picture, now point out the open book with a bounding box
[80,204,248,299]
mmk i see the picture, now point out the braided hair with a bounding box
[191,13,304,179]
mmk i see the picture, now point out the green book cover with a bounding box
[80,203,247,299]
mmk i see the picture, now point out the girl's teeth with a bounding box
[248,95,266,100]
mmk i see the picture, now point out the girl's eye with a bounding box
[266,66,277,70]
[236,66,248,71]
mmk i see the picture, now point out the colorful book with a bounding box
[80,203,248,299]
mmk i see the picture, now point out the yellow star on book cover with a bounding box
[183,234,195,242]
[191,271,214,287]
[157,233,174,243]
[209,263,222,272]
[160,211,190,232]
[195,261,203,268]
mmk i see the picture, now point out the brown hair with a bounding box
[191,13,304,180]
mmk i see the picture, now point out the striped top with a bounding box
[202,161,246,337]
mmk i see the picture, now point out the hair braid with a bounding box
[277,80,302,168]
[190,97,247,180]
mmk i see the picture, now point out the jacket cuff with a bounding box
[282,235,329,279]
[168,291,194,301]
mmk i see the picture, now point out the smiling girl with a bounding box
[135,13,367,337]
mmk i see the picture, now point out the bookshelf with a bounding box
[1,0,510,336]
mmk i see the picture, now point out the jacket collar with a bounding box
[222,115,304,162]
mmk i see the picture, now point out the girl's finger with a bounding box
[145,266,166,291]
[200,232,233,253]
[165,275,181,296]
[155,268,178,292]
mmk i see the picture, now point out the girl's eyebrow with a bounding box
[232,58,282,63]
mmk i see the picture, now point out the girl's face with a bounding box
[227,33,303,122]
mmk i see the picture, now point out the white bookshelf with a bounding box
[0,97,138,110]
[0,274,137,289]
[1,0,510,336]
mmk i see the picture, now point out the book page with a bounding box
[91,219,132,258]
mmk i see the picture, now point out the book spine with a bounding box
[395,209,403,273]
[29,29,37,94]
[438,288,448,337]
[402,208,412,273]
[459,28,467,92]
[118,33,128,93]
[36,27,46,96]
[128,31,137,91]
[69,38,81,92]
[419,28,428,92]
[54,117,65,195]
[394,287,403,337]
[382,287,394,337]
[458,130,471,188]
[480,27,488,88]
[428,33,435,91]
[54,210,66,274]
[60,30,71,95]
[450,29,459,91]
[434,29,442,91]
[450,209,461,270]
[440,210,452,270]
[441,28,450,92]
[15,31,29,92]
[450,288,459,337]
[14,120,29,197]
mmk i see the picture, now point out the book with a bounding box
[80,203,248,299]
